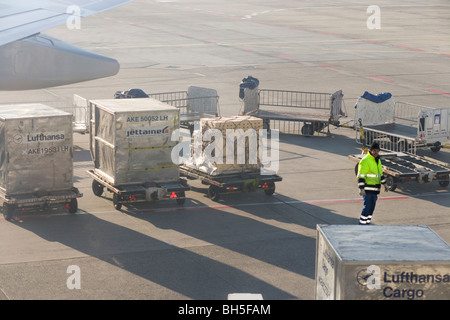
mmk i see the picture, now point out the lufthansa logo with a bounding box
[13,134,23,144]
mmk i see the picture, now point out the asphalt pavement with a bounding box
[0,0,449,300]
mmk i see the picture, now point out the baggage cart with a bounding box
[0,103,82,220]
[1,188,82,220]
[348,152,450,191]
[355,93,450,153]
[87,169,189,210]
[88,98,190,210]
[179,165,282,201]
[240,77,345,136]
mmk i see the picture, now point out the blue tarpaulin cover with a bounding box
[361,91,392,103]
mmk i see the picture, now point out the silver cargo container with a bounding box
[315,225,450,300]
[0,104,74,195]
[89,98,180,186]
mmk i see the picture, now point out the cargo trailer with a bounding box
[88,98,189,210]
[179,115,282,200]
[355,93,450,153]
[240,76,345,136]
[349,152,450,191]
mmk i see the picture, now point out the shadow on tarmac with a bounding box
[9,178,358,299]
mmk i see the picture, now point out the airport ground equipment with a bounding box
[114,86,219,133]
[315,225,450,300]
[88,98,190,210]
[179,115,282,200]
[355,92,450,154]
[0,104,82,220]
[179,165,282,201]
[240,76,345,136]
[348,152,450,191]
[87,169,189,210]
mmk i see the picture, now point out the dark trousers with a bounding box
[359,192,377,225]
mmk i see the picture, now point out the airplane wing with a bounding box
[0,0,133,90]
[0,0,133,47]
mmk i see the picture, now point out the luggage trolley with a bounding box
[180,166,282,201]
[87,169,189,210]
[354,93,450,154]
[1,188,82,221]
[88,98,192,210]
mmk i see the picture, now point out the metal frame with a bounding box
[247,89,345,136]
[355,100,447,154]
[349,152,450,191]
[1,187,82,220]
[179,165,282,201]
[87,169,189,210]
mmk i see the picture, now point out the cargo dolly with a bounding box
[87,169,190,210]
[239,77,345,136]
[179,165,282,201]
[348,152,450,191]
[1,187,82,221]
[355,94,450,154]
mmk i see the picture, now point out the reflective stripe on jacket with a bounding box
[357,152,384,193]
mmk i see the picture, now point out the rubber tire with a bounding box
[385,176,397,192]
[113,193,122,210]
[68,198,78,214]
[301,124,314,136]
[208,185,220,201]
[3,203,15,221]
[439,175,449,187]
[92,180,104,197]
[176,191,186,205]
[264,181,275,195]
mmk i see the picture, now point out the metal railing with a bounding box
[148,91,219,116]
[259,89,332,110]
[358,128,418,154]
[394,101,432,126]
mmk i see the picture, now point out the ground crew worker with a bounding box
[357,142,386,225]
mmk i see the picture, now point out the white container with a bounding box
[0,104,73,195]
[89,98,180,186]
[315,225,450,300]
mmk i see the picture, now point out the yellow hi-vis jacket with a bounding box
[357,152,386,194]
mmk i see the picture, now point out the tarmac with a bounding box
[0,0,449,300]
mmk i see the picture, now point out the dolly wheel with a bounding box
[439,175,449,187]
[264,181,276,195]
[3,203,15,221]
[208,185,220,201]
[113,193,122,210]
[176,191,186,205]
[92,180,104,197]
[68,198,78,214]
[385,176,397,192]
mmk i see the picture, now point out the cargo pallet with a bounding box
[87,170,190,210]
[179,166,282,201]
[349,152,450,191]
[1,187,82,221]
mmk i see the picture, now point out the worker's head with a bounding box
[370,142,380,156]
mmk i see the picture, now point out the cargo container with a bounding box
[315,225,450,300]
[0,104,81,220]
[88,98,189,209]
[179,115,282,200]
